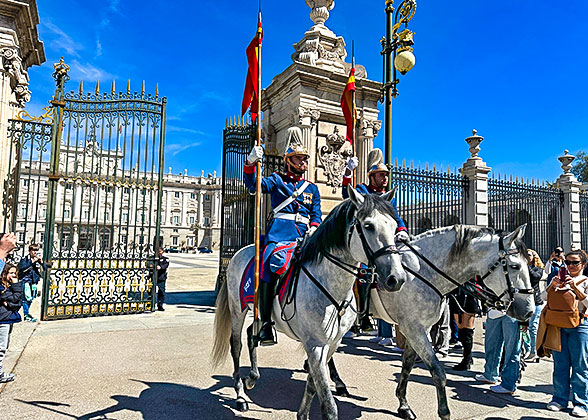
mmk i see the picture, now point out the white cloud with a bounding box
[42,22,82,57]
[69,59,114,81]
[95,39,103,57]
[166,142,201,157]
[167,126,206,136]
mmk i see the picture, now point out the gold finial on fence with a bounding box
[418,161,421,170]
[454,166,457,175]
[141,80,145,96]
[433,163,436,171]
[402,158,406,167]
[224,118,227,129]
[111,80,115,95]
[395,157,398,167]
[155,83,159,97]
[440,164,443,172]
[79,80,83,95]
[127,79,131,94]
[509,174,513,182]
[95,80,100,95]
[410,160,414,169]
[426,162,429,171]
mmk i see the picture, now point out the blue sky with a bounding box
[28,1,588,181]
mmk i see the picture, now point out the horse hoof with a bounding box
[244,377,256,391]
[398,407,417,420]
[236,398,249,412]
[335,386,350,397]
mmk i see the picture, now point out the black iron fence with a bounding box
[488,177,564,263]
[389,162,468,236]
[581,190,588,251]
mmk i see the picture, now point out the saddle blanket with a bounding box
[240,242,298,311]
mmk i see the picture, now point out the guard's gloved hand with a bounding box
[306,225,318,236]
[246,145,264,165]
[346,156,359,172]
[395,230,409,243]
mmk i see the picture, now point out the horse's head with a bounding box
[347,186,407,292]
[466,225,535,321]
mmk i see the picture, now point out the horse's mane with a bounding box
[448,225,528,263]
[299,194,398,264]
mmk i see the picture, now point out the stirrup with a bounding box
[257,321,277,347]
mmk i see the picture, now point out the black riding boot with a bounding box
[258,281,276,346]
[453,328,474,371]
[358,282,373,331]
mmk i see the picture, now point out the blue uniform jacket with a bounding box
[341,180,407,231]
[244,164,322,243]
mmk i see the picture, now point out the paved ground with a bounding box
[0,253,569,419]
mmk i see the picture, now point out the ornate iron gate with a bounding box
[580,190,588,251]
[389,162,468,235]
[488,177,563,262]
[4,58,166,320]
[217,119,281,287]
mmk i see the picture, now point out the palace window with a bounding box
[63,209,71,219]
[190,193,196,199]
[204,217,210,226]
[174,191,180,198]
[22,179,30,187]
[205,194,210,201]
[122,212,128,223]
[173,215,179,225]
[189,216,195,224]
[172,237,178,246]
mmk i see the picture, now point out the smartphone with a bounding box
[559,266,568,282]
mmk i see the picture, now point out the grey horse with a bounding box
[367,224,535,420]
[211,187,407,419]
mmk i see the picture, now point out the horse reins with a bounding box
[399,237,533,311]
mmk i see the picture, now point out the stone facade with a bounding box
[0,0,45,222]
[261,1,381,213]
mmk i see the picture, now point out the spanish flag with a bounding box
[241,14,263,123]
[341,67,356,144]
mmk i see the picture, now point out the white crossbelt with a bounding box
[272,180,310,214]
[273,213,310,225]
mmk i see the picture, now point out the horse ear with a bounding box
[347,186,365,207]
[504,224,527,246]
[381,186,397,202]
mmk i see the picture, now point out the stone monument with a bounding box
[261,0,381,212]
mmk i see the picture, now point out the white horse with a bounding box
[211,188,407,419]
[367,224,535,420]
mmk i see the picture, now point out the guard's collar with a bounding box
[283,171,303,182]
[367,184,385,194]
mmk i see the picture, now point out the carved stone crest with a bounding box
[318,127,352,192]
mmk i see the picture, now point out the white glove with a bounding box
[307,226,318,236]
[246,146,264,165]
[346,156,359,172]
[395,230,409,242]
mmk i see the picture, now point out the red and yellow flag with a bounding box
[341,67,356,144]
[241,16,263,122]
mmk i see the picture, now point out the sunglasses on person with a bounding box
[564,260,583,266]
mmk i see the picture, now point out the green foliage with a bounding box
[571,151,588,182]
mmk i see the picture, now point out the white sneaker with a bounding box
[379,338,393,346]
[572,406,587,418]
[475,373,496,384]
[546,401,563,412]
[369,336,382,343]
[489,385,514,395]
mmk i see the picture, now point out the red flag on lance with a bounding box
[241,15,263,122]
[341,67,356,144]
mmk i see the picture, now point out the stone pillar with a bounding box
[165,190,171,226]
[198,191,205,225]
[181,192,187,226]
[557,150,582,251]
[298,106,321,181]
[356,115,381,186]
[460,130,491,227]
[0,2,45,226]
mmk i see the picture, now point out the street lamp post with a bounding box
[381,0,417,167]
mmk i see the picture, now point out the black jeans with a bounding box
[157,281,166,306]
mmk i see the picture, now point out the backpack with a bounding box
[544,277,587,328]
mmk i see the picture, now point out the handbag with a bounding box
[544,278,586,329]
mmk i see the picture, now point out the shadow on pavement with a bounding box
[166,291,216,307]
[16,377,239,420]
[245,367,398,418]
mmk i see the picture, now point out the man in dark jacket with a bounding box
[17,244,45,322]
[154,247,169,311]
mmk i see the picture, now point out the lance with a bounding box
[253,8,263,330]
[351,40,356,187]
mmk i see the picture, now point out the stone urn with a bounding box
[305,0,335,26]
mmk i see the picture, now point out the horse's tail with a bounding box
[211,275,232,368]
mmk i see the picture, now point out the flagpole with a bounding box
[253,9,262,329]
[351,41,356,188]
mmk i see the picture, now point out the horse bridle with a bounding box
[400,236,534,311]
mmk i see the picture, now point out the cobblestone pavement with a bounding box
[0,255,568,419]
